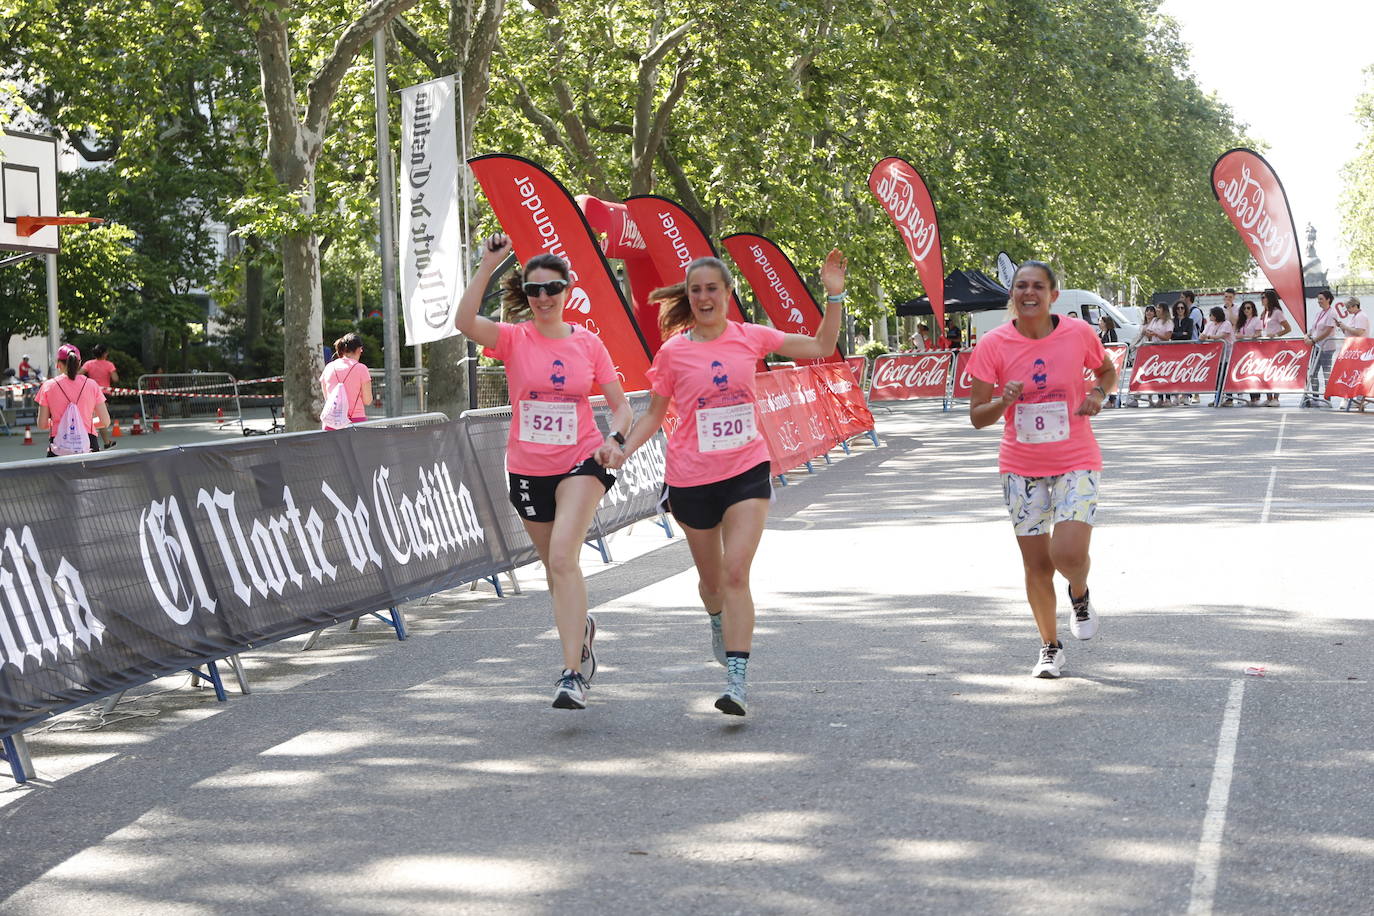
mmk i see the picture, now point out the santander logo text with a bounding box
[1136,351,1219,385]
[875,169,937,262]
[1215,163,1293,272]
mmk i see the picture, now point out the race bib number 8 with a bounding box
[1014,400,1070,444]
[520,399,577,445]
[696,402,756,452]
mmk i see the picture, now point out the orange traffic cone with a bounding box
[111,420,122,437]
[216,407,225,424]
[132,414,143,435]
[22,425,33,445]
[152,413,161,433]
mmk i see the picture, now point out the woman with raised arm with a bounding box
[606,251,847,716]
[967,261,1117,679]
[455,234,633,711]
[1261,290,1291,406]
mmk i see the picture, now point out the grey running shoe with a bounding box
[1068,586,1098,640]
[1032,642,1065,679]
[708,613,726,666]
[715,679,747,716]
[581,614,597,682]
[552,670,588,709]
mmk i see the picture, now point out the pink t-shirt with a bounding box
[1263,309,1288,336]
[490,321,618,477]
[967,316,1106,477]
[80,358,117,388]
[1202,319,1235,342]
[320,357,370,424]
[649,321,787,487]
[36,375,105,436]
[1311,307,1340,348]
[1345,312,1371,336]
[1236,316,1262,338]
[1146,317,1172,341]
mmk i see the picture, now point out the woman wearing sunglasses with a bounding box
[456,234,633,711]
[605,250,847,717]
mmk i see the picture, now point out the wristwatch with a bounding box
[611,431,626,446]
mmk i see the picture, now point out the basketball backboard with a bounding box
[0,130,60,255]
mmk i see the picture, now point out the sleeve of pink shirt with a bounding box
[1081,322,1106,370]
[965,334,1001,384]
[741,323,787,357]
[588,333,618,387]
[488,322,517,361]
[647,345,675,399]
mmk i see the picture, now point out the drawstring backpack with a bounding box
[321,362,362,429]
[50,377,94,456]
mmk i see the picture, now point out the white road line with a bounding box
[1273,412,1287,456]
[1259,468,1278,524]
[1187,678,1247,916]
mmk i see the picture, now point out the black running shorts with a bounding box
[508,456,615,523]
[663,461,773,530]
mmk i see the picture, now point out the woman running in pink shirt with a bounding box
[967,261,1117,679]
[456,235,632,711]
[609,250,847,716]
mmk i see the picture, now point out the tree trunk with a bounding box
[281,230,326,430]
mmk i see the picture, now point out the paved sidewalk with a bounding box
[1,401,1371,914]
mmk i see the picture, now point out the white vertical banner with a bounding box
[400,76,460,345]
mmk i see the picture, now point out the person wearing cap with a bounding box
[36,344,112,456]
[1335,297,1369,411]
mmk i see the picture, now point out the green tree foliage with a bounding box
[1341,65,1374,274]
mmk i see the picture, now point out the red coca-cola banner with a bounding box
[869,351,953,401]
[1222,339,1311,393]
[1211,149,1306,331]
[952,348,1005,399]
[869,157,945,330]
[721,232,842,366]
[1324,337,1374,399]
[845,356,868,389]
[810,362,875,442]
[1129,342,1226,393]
[1082,344,1129,394]
[624,196,749,325]
[468,155,652,388]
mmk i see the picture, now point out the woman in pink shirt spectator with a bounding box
[610,251,846,716]
[319,333,373,429]
[967,261,1117,679]
[37,343,112,457]
[1260,290,1291,405]
[1334,297,1369,411]
[456,235,632,711]
[1233,300,1264,405]
[79,343,120,447]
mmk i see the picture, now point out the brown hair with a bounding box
[334,332,363,358]
[1004,260,1059,319]
[653,257,734,339]
[500,253,571,322]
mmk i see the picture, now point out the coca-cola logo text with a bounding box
[875,168,937,262]
[872,355,948,391]
[1135,350,1220,385]
[1229,348,1303,384]
[1215,162,1293,272]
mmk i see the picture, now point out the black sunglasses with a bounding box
[522,280,569,298]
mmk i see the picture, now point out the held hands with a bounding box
[821,248,848,298]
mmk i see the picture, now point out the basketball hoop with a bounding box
[15,216,103,238]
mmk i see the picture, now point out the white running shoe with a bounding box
[708,613,726,666]
[581,614,597,682]
[1032,643,1065,679]
[1068,587,1098,640]
[715,679,747,716]
[552,670,588,709]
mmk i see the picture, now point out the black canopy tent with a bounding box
[895,269,1011,316]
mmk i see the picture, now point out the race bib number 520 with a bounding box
[696,403,756,452]
[519,399,577,445]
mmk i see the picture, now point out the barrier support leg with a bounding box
[654,512,676,539]
[484,574,505,597]
[225,654,250,695]
[839,440,852,455]
[866,429,880,448]
[584,536,611,564]
[804,461,815,474]
[302,628,326,651]
[368,606,407,640]
[186,660,227,702]
[775,474,789,487]
[2,733,32,785]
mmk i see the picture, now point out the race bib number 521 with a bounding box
[519,399,577,445]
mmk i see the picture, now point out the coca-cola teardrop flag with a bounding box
[624,195,749,325]
[721,233,841,365]
[1211,149,1306,331]
[467,154,652,389]
[869,157,945,330]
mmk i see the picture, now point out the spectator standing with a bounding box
[1221,288,1238,323]
[1261,290,1291,405]
[36,344,111,457]
[1140,305,1172,407]
[1170,300,1195,341]
[17,354,36,382]
[1334,297,1369,411]
[1200,306,1235,344]
[944,317,962,351]
[1304,289,1340,407]
[319,333,374,430]
[80,344,120,448]
[1098,314,1118,344]
[1234,300,1264,405]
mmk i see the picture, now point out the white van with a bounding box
[970,290,1142,344]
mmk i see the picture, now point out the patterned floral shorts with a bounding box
[1001,470,1099,537]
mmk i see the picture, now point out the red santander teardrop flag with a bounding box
[869,157,945,331]
[467,154,652,389]
[720,232,841,365]
[1211,149,1306,331]
[624,195,750,325]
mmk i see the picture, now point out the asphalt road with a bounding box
[1,400,1370,915]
